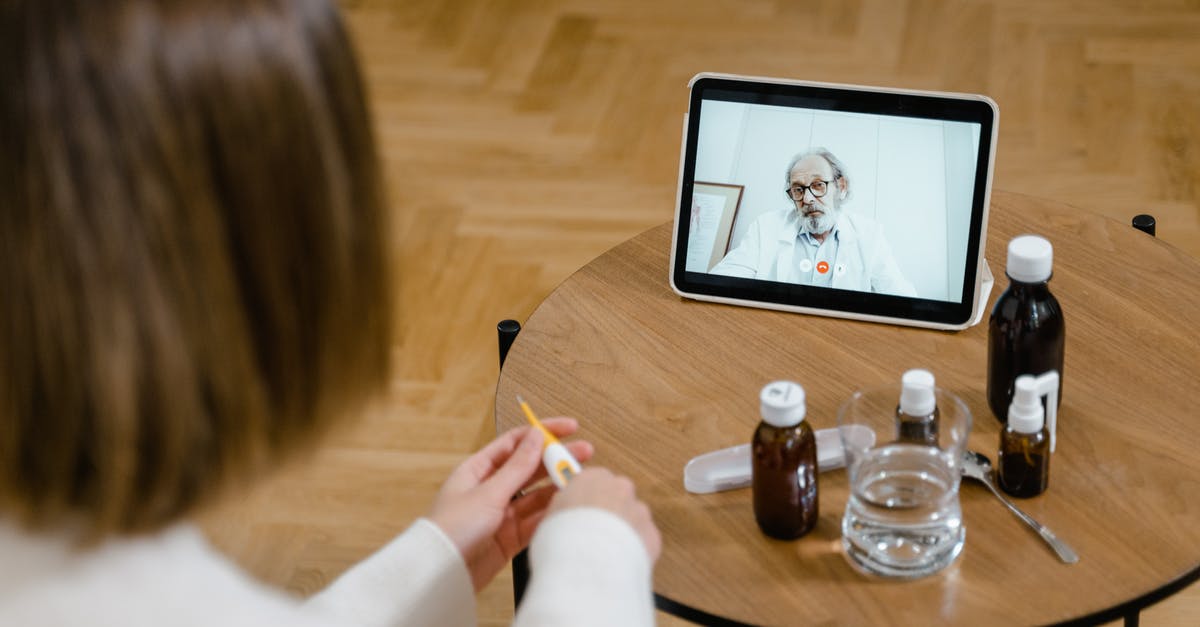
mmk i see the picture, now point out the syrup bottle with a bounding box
[998,373,1059,498]
[752,380,818,539]
[896,369,939,446]
[987,235,1065,424]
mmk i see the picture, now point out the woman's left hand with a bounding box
[427,417,594,592]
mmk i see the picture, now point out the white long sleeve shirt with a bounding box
[0,508,654,627]
[711,209,917,297]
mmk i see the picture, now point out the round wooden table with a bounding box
[495,191,1200,625]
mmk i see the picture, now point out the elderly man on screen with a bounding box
[710,148,917,298]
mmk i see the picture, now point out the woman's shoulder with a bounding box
[0,521,327,627]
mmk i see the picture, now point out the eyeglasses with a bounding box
[786,180,832,201]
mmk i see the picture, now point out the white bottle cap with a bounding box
[1007,376,1044,435]
[759,380,806,427]
[1006,235,1053,283]
[899,369,936,416]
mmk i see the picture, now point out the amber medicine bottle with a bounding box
[987,235,1065,424]
[998,374,1058,498]
[752,381,818,540]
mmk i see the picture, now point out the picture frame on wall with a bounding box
[685,182,743,273]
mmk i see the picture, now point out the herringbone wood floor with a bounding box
[200,1,1200,624]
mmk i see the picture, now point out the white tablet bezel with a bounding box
[669,72,998,331]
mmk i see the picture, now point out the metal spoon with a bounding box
[961,450,1080,564]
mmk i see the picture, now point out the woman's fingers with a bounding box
[449,417,589,499]
[451,426,530,487]
[512,483,556,518]
[564,439,594,464]
[514,439,594,493]
[479,428,545,501]
[538,416,579,438]
[546,468,662,563]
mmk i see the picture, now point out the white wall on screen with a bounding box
[694,100,748,183]
[943,122,979,299]
[693,99,980,302]
[876,120,948,300]
[729,106,814,249]
[808,111,881,222]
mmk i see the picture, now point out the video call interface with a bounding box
[684,95,983,305]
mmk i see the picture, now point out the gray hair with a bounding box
[784,148,851,203]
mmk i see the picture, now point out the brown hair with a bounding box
[0,0,391,537]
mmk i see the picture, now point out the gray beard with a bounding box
[797,204,839,236]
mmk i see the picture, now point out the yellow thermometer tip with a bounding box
[516,395,557,443]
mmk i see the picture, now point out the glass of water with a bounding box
[837,385,972,579]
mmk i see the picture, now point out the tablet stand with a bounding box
[969,259,995,327]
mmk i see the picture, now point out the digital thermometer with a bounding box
[516,395,582,488]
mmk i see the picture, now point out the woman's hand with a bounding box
[547,467,661,563]
[427,418,594,592]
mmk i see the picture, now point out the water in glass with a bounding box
[842,443,964,578]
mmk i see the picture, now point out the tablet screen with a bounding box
[670,74,997,329]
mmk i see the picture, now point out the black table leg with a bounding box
[497,319,528,609]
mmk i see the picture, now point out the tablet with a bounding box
[669,73,998,331]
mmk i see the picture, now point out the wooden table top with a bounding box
[494,190,1200,625]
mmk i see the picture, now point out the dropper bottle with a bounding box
[896,369,939,446]
[998,373,1059,498]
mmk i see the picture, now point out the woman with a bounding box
[0,1,659,625]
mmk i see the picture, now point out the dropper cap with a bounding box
[899,369,936,416]
[1007,376,1044,434]
[759,381,806,427]
[1006,235,1053,283]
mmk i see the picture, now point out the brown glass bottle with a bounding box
[752,420,818,539]
[987,279,1064,423]
[897,405,940,446]
[998,427,1050,498]
[896,368,940,446]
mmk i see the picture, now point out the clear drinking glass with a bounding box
[837,385,972,579]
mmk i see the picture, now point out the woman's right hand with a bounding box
[545,468,661,563]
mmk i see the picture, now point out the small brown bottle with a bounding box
[998,374,1057,498]
[896,369,939,446]
[752,380,818,540]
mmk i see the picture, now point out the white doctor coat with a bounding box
[711,209,917,297]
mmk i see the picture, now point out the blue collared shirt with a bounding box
[794,227,841,287]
